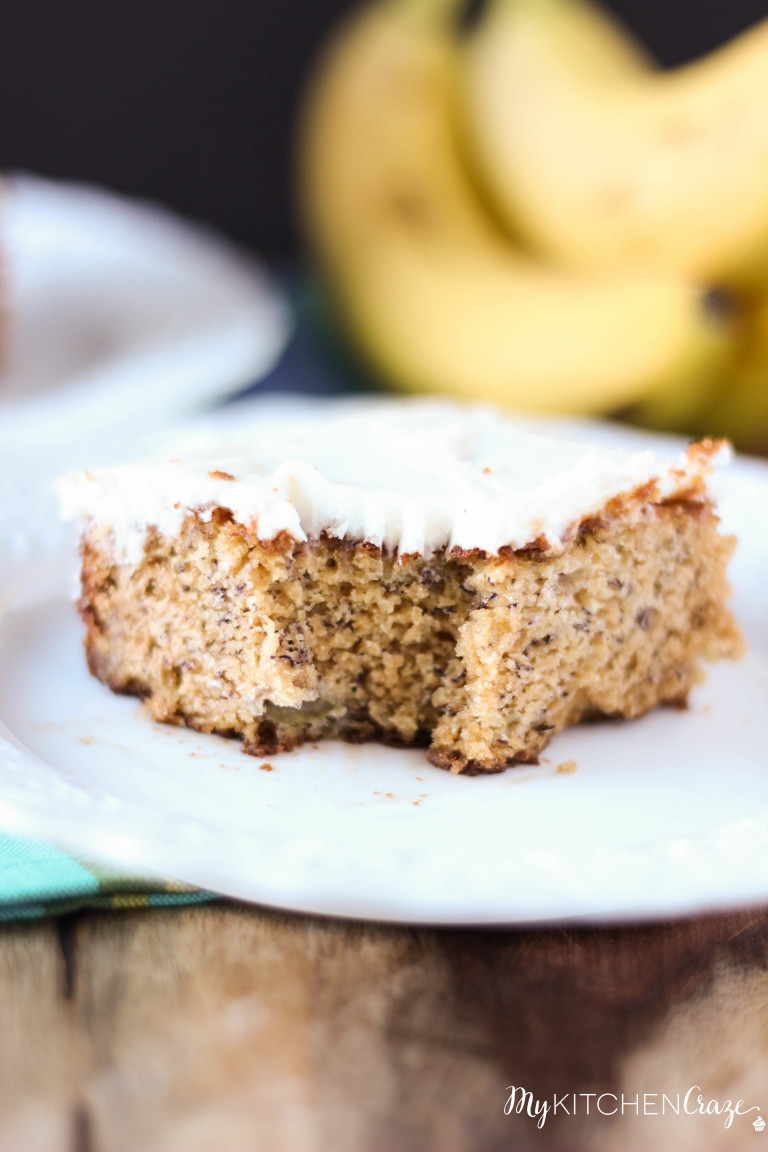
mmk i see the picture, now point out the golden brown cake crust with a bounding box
[77,485,742,774]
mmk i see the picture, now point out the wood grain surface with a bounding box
[0,903,766,1152]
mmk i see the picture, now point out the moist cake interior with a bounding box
[79,494,740,774]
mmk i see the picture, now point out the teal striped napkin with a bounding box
[0,834,214,920]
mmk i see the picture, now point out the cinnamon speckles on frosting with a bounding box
[56,399,727,563]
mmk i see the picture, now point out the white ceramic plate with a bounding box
[0,437,766,926]
[0,174,289,430]
[0,175,290,565]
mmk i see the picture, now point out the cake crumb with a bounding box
[209,470,235,481]
[260,762,274,772]
[557,759,578,774]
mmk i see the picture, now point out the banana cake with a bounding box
[58,401,742,774]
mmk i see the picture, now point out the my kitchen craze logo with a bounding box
[504,1085,762,1130]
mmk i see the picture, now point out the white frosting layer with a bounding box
[57,399,723,562]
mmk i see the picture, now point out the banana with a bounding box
[468,0,653,81]
[297,0,730,415]
[695,300,768,453]
[463,0,768,290]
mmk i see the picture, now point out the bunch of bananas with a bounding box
[297,0,768,453]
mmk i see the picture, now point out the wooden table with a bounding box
[1,902,766,1151]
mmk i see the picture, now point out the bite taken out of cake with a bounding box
[57,400,742,775]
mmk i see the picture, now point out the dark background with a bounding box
[0,0,766,261]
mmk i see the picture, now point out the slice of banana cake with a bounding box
[58,401,741,774]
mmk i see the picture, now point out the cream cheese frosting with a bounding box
[57,399,725,562]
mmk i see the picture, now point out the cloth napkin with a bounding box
[0,834,214,921]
